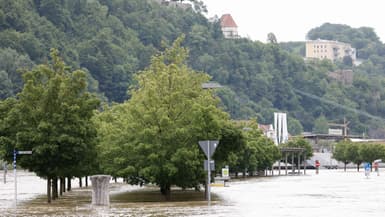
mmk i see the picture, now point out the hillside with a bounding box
[2,0,385,137]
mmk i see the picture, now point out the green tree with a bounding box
[333,141,350,171]
[93,103,135,181]
[0,49,100,203]
[313,115,329,134]
[288,118,303,136]
[359,143,385,169]
[0,48,34,99]
[267,32,277,44]
[237,120,281,176]
[103,37,228,199]
[213,123,246,175]
[347,143,363,171]
[0,70,13,99]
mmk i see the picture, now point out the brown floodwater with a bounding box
[2,170,385,216]
[0,171,227,216]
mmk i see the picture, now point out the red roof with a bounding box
[220,14,238,28]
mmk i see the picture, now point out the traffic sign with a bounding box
[17,151,32,155]
[204,160,215,171]
[222,167,229,177]
[13,149,32,207]
[199,140,219,158]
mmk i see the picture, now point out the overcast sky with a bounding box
[202,0,385,43]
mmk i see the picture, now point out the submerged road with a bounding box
[1,169,385,216]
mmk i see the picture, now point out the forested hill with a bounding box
[2,0,385,137]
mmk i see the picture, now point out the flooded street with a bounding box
[1,169,385,216]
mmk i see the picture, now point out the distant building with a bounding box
[306,39,356,63]
[258,124,275,141]
[219,14,239,39]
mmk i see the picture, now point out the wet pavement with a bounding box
[1,169,385,216]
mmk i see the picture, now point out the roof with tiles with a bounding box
[220,14,238,28]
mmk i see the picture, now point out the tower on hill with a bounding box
[220,14,239,39]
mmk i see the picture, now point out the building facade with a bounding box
[258,124,276,141]
[306,39,356,62]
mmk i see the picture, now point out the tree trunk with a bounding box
[47,178,52,203]
[344,163,347,172]
[160,184,171,200]
[52,177,58,200]
[62,177,66,193]
[59,177,63,196]
[79,177,82,188]
[67,177,71,191]
[204,183,207,199]
[357,164,360,172]
[85,176,88,187]
[114,177,117,183]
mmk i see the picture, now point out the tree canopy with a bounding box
[0,49,100,202]
[2,1,385,136]
[94,37,229,198]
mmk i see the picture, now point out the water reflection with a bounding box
[1,170,385,216]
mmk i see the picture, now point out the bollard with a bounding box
[90,175,111,206]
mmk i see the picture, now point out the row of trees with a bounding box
[333,141,385,171]
[0,40,313,201]
[92,38,305,198]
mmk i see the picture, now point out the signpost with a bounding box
[199,140,218,205]
[3,162,7,184]
[13,149,32,208]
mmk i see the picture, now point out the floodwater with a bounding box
[1,169,385,216]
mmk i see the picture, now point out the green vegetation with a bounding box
[94,37,230,198]
[93,39,285,198]
[0,49,100,202]
[0,36,312,201]
[2,0,385,202]
[333,141,385,171]
[2,0,385,136]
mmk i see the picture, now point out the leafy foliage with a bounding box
[95,37,229,197]
[333,141,385,171]
[0,49,100,201]
[2,1,385,136]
